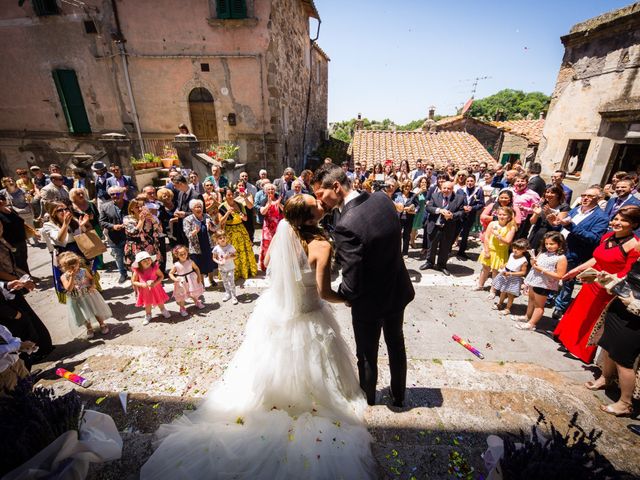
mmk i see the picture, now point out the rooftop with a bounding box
[569,2,640,35]
[491,119,545,144]
[348,130,496,169]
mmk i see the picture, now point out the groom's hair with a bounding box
[312,163,350,188]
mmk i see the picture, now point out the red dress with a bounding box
[553,232,639,363]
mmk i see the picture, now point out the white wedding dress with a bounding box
[140,221,375,479]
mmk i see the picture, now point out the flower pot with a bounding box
[161,158,174,168]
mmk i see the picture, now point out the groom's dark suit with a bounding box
[333,191,415,405]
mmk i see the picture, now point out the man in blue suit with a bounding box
[550,186,610,318]
[106,164,137,200]
[547,170,573,205]
[604,178,640,220]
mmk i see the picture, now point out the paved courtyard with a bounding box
[24,235,640,479]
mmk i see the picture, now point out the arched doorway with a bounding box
[188,87,218,142]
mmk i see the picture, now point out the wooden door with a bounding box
[188,88,218,142]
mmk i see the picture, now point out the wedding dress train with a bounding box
[140,221,375,479]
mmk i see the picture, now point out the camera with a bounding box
[372,173,388,192]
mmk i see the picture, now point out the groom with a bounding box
[312,164,415,407]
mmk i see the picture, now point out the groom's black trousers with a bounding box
[352,311,407,405]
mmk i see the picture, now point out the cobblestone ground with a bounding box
[22,234,640,479]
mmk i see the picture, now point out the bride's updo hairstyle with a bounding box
[284,194,328,254]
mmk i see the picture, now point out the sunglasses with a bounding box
[110,192,123,197]
[52,177,63,181]
[55,208,70,213]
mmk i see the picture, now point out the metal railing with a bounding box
[140,138,218,157]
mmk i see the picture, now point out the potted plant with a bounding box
[161,146,179,168]
[208,142,239,162]
[130,156,145,171]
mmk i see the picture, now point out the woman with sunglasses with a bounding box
[41,201,100,302]
[69,187,104,269]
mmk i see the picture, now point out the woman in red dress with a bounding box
[554,206,640,363]
[258,183,284,271]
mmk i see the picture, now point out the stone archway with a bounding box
[188,87,218,142]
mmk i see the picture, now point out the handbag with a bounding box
[611,262,640,299]
[74,230,107,259]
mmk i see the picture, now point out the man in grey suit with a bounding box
[313,164,415,407]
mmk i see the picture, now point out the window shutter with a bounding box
[216,0,231,19]
[230,0,247,19]
[32,0,59,16]
[52,69,91,134]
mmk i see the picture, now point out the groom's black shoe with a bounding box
[419,261,433,271]
[389,387,404,408]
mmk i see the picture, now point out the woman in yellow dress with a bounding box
[219,187,258,279]
[476,206,516,296]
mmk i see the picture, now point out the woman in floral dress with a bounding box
[123,198,162,267]
[219,187,257,279]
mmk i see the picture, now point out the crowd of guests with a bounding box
[1,156,640,418]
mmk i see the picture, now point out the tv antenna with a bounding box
[459,75,492,99]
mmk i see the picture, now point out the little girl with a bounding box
[514,232,567,331]
[59,252,111,338]
[131,251,171,325]
[491,238,530,315]
[169,244,205,316]
[476,206,516,297]
[212,231,238,304]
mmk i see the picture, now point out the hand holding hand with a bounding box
[19,341,36,353]
[620,291,635,306]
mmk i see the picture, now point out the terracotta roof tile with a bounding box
[435,115,465,126]
[348,130,497,170]
[491,119,545,144]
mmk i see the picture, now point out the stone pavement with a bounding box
[21,237,640,479]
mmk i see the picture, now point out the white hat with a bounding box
[132,251,155,269]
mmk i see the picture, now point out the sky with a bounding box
[314,0,633,124]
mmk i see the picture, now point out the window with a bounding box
[32,0,59,16]
[200,63,210,72]
[52,69,91,134]
[83,20,97,34]
[500,153,520,165]
[562,139,590,177]
[216,0,247,19]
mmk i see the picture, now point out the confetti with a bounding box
[236,417,244,425]
[95,396,107,405]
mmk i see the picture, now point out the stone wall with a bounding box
[436,118,502,160]
[537,8,640,195]
[0,0,328,182]
[499,133,529,161]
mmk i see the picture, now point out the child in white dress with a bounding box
[212,231,237,304]
[491,239,530,315]
[58,252,111,338]
[169,244,205,316]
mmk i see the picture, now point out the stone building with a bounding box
[0,0,328,178]
[492,118,545,166]
[537,3,640,194]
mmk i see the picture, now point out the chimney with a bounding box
[428,106,435,120]
[355,113,364,130]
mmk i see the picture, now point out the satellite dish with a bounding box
[567,155,579,173]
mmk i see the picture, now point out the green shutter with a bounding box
[500,153,509,165]
[216,0,231,18]
[52,69,91,134]
[32,0,59,16]
[230,0,247,18]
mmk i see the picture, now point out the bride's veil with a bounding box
[265,219,312,318]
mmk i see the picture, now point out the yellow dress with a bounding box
[221,202,258,279]
[479,223,514,270]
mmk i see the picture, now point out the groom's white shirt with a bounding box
[338,190,360,214]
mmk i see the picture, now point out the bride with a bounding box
[140,194,376,479]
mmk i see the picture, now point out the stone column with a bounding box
[172,134,198,171]
[99,133,134,178]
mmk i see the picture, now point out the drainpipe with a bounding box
[111,0,145,157]
[301,19,321,169]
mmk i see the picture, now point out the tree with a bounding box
[468,89,550,120]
